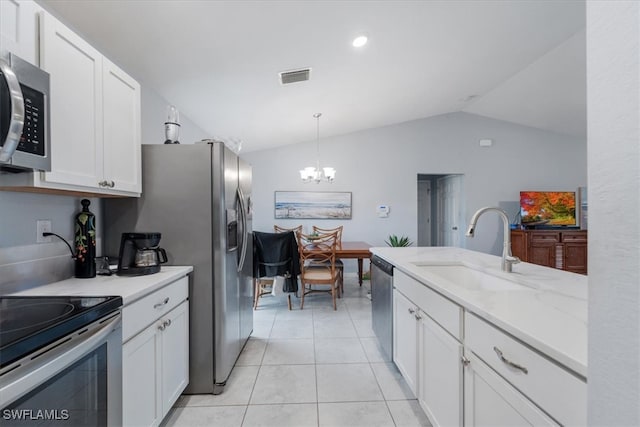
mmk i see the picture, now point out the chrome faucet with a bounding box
[466,207,520,272]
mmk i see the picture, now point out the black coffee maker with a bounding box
[117,232,168,276]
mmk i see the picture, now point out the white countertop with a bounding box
[11,266,193,306]
[371,247,587,377]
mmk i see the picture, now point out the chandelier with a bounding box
[299,113,336,183]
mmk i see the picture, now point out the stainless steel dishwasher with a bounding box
[371,255,393,361]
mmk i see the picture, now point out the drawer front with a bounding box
[529,232,560,243]
[123,276,189,342]
[561,231,587,242]
[394,270,462,340]
[465,313,586,426]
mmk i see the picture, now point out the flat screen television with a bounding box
[520,191,577,227]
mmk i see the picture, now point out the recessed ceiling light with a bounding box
[352,35,368,48]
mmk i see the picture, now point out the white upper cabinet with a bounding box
[28,10,141,196]
[0,0,41,65]
[102,58,141,194]
[40,12,104,189]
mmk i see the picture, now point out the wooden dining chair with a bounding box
[296,230,341,310]
[253,225,303,310]
[312,225,343,242]
[274,225,303,234]
[312,225,344,296]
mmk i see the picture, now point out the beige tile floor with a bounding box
[161,277,431,427]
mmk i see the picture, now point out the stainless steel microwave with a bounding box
[0,51,50,172]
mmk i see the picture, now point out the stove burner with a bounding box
[0,302,75,334]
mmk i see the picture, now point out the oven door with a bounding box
[0,313,122,427]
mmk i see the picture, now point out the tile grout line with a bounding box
[312,305,321,427]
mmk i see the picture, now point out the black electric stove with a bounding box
[0,295,123,368]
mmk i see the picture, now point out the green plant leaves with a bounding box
[385,234,413,247]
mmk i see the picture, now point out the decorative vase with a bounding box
[74,199,96,278]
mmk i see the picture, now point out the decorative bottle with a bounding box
[74,199,96,278]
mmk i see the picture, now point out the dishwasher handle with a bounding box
[371,255,394,276]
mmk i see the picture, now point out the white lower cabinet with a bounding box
[393,289,418,395]
[393,270,463,427]
[159,301,189,416]
[419,313,463,427]
[465,312,586,426]
[122,278,189,427]
[463,350,556,426]
[123,325,160,427]
[391,269,586,427]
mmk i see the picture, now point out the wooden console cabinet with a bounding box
[511,230,587,275]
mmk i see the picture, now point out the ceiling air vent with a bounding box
[279,68,311,85]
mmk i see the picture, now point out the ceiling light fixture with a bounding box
[300,113,335,183]
[352,35,368,48]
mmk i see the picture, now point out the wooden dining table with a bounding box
[302,241,373,285]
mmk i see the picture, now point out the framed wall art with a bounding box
[274,191,352,219]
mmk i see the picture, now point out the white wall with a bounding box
[587,2,640,425]
[243,112,586,264]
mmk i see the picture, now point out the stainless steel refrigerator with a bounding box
[104,141,253,394]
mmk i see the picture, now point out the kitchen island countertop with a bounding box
[370,246,587,377]
[11,266,193,306]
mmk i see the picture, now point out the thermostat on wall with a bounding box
[377,205,390,218]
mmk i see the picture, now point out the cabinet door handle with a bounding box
[414,313,422,321]
[158,323,166,331]
[461,355,471,366]
[154,297,170,309]
[164,319,172,328]
[109,180,115,188]
[408,308,415,314]
[98,180,107,187]
[493,346,529,374]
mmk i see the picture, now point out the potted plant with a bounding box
[385,234,413,247]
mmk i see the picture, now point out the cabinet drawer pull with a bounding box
[493,346,529,374]
[408,308,415,314]
[154,297,170,309]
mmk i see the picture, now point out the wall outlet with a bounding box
[37,220,52,243]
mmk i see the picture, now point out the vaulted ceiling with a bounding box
[39,0,586,152]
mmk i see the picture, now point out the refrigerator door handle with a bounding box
[237,187,248,272]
